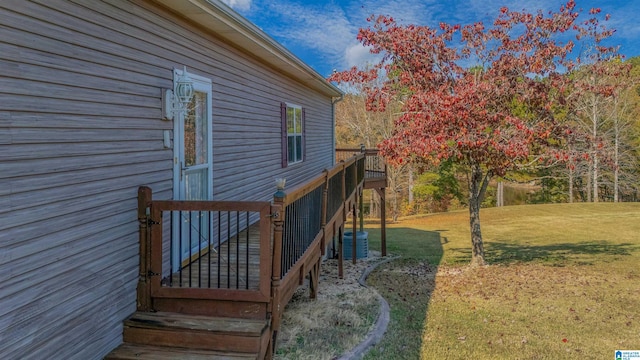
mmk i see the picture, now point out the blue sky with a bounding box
[221,0,640,78]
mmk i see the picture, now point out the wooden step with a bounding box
[104,343,257,360]
[152,297,268,319]
[122,312,270,353]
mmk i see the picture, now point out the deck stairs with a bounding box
[105,311,270,359]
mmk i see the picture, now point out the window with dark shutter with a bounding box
[281,103,304,167]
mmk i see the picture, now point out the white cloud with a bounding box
[604,2,640,39]
[240,0,640,75]
[277,3,352,47]
[221,0,252,11]
[350,0,438,25]
[344,43,379,69]
[257,0,441,73]
[255,1,358,73]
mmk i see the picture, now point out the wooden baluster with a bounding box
[378,188,387,257]
[352,158,359,264]
[338,165,346,279]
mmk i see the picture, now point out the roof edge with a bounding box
[151,0,343,98]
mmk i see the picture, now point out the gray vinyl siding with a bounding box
[0,0,334,359]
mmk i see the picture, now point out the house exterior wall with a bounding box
[0,1,336,358]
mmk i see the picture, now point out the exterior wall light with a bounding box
[275,177,286,198]
[163,66,195,120]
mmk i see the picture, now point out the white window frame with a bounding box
[286,103,304,165]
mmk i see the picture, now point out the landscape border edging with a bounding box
[337,255,400,360]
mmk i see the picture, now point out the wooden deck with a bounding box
[106,151,386,359]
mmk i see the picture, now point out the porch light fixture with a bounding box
[275,177,286,198]
[163,66,194,120]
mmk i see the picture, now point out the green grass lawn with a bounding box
[363,203,640,360]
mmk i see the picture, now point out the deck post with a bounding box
[352,158,359,264]
[337,225,344,279]
[359,188,364,232]
[352,203,357,265]
[338,165,346,279]
[320,170,329,255]
[270,188,285,354]
[309,257,321,299]
[136,186,152,311]
[381,157,388,256]
[376,188,387,257]
[358,153,365,232]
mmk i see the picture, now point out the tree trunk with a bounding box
[614,150,619,203]
[614,168,619,202]
[392,189,399,222]
[469,197,485,266]
[586,162,593,203]
[593,152,598,202]
[369,190,378,218]
[613,98,620,203]
[568,170,574,203]
[408,166,414,205]
[468,164,488,266]
[591,96,599,203]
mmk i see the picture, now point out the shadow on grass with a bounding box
[364,227,443,360]
[371,227,444,263]
[364,229,640,359]
[448,240,638,266]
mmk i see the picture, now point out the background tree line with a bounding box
[336,56,640,219]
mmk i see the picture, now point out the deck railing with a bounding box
[273,155,364,275]
[157,205,264,290]
[336,148,388,257]
[136,191,272,310]
[336,148,387,186]
[279,184,323,278]
[136,152,369,350]
[269,154,365,327]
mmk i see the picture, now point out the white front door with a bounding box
[172,69,213,269]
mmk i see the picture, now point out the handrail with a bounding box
[337,148,385,171]
[281,172,327,206]
[139,189,273,306]
[282,155,360,206]
[336,147,379,155]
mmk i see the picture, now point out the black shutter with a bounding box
[281,102,287,168]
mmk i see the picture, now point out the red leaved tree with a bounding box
[329,1,615,266]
